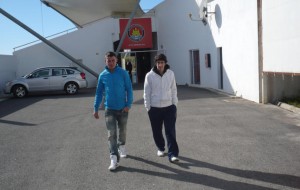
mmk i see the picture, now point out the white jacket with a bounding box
[144,68,178,111]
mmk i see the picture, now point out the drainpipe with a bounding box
[115,0,141,56]
[257,0,264,103]
[0,8,99,79]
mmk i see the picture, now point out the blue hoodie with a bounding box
[94,65,133,112]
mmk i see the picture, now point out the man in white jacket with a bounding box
[143,53,179,163]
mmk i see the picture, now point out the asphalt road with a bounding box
[0,85,300,190]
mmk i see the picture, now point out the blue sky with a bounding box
[0,0,163,55]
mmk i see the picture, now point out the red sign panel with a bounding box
[119,18,152,49]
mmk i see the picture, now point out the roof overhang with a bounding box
[41,0,145,27]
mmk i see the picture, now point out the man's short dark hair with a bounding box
[105,51,116,57]
[155,53,168,63]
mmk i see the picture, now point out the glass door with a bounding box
[121,52,137,84]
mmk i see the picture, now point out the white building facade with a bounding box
[1,0,299,103]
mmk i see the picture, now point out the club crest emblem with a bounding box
[128,24,145,42]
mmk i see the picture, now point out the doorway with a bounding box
[119,51,152,84]
[218,47,223,89]
[190,50,201,84]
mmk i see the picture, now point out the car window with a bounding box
[52,68,65,76]
[66,69,75,75]
[62,69,67,75]
[31,69,50,78]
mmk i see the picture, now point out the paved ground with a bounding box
[0,85,300,190]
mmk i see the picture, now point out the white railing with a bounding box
[13,27,77,51]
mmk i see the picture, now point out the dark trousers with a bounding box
[148,105,179,159]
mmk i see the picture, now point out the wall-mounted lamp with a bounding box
[189,0,215,26]
[189,13,208,25]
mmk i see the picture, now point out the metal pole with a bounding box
[115,0,141,56]
[0,8,99,79]
[257,0,264,103]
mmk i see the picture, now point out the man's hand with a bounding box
[93,111,99,119]
[123,107,130,112]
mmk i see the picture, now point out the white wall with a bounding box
[13,17,118,87]
[155,0,260,102]
[0,55,18,96]
[263,0,300,73]
[261,0,300,102]
[211,0,260,102]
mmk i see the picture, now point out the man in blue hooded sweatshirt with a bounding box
[93,51,133,171]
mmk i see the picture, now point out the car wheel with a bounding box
[65,82,78,95]
[13,85,27,98]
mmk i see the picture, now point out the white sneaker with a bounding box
[118,145,127,158]
[157,150,164,157]
[170,156,179,162]
[108,155,119,171]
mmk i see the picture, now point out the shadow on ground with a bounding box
[116,155,300,190]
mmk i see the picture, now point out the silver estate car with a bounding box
[4,66,88,98]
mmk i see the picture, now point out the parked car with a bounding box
[4,66,87,98]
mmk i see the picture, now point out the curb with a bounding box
[203,87,240,99]
[203,86,300,115]
[277,102,300,115]
[188,85,234,97]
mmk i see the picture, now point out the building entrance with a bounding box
[119,50,161,84]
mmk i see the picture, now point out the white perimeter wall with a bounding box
[263,0,300,73]
[155,0,260,102]
[13,17,119,87]
[0,55,18,96]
